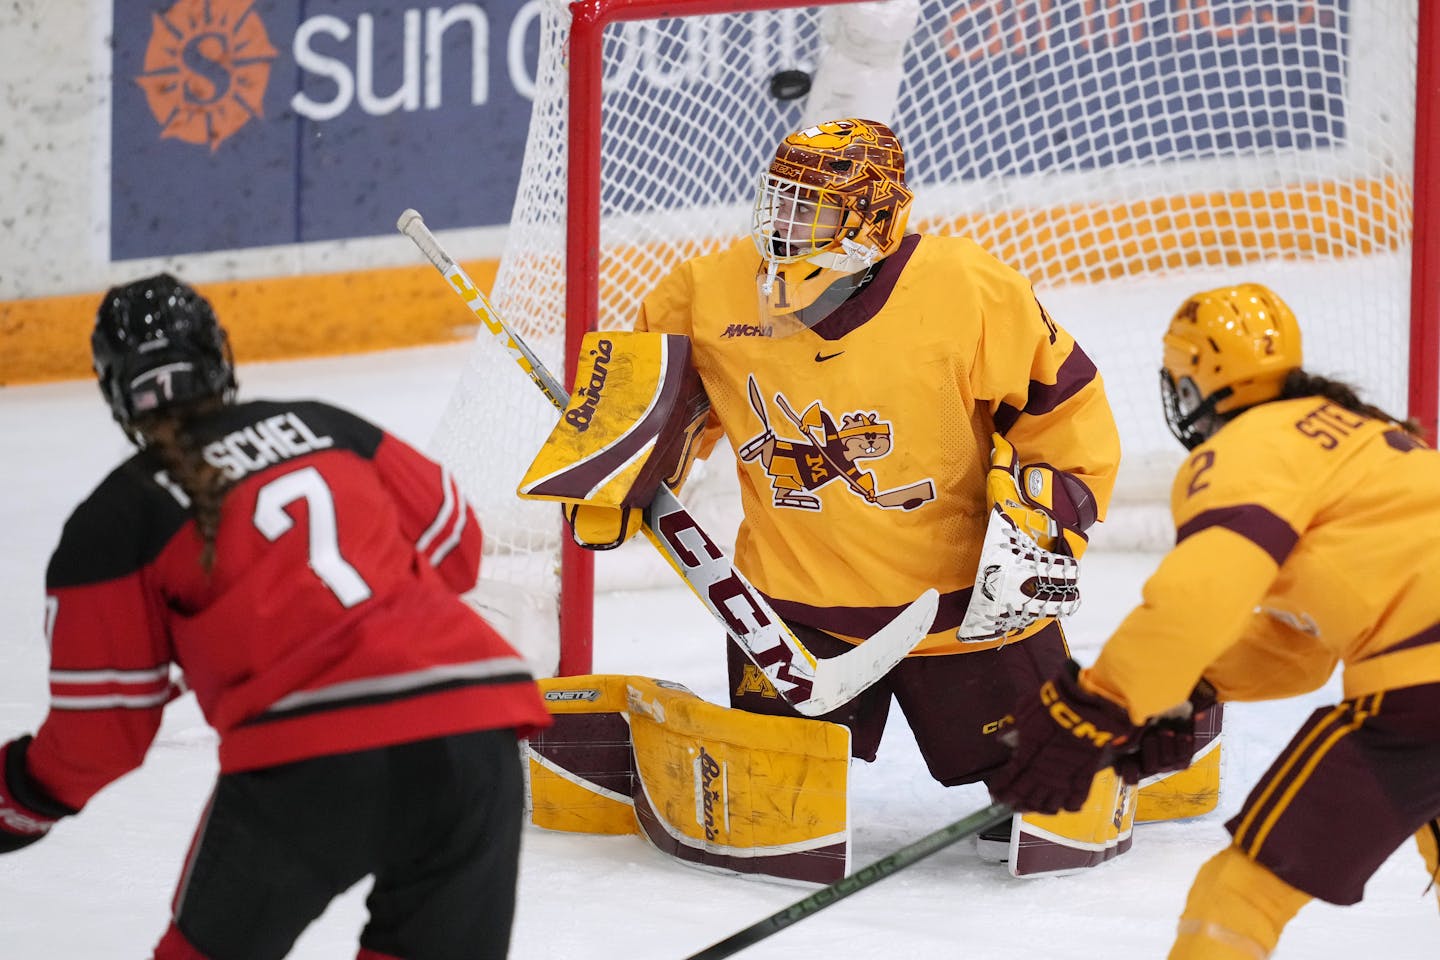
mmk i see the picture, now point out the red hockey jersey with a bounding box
[29,399,550,811]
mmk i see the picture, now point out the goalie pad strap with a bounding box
[519,331,709,509]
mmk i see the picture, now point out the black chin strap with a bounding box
[1178,385,1233,432]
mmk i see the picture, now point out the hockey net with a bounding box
[431,0,1432,676]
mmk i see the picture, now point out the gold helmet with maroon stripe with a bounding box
[752,119,914,330]
[1161,283,1303,449]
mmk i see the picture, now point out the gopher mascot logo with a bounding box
[737,374,935,511]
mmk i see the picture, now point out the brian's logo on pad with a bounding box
[135,0,279,151]
[697,747,725,841]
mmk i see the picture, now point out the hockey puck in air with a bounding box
[769,69,812,101]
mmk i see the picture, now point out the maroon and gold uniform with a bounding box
[638,232,1119,787]
[638,234,1120,657]
[1083,397,1440,912]
[1089,398,1440,716]
[988,282,1440,949]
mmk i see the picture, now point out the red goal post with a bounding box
[431,0,1439,678]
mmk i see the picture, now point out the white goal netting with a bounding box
[432,0,1421,674]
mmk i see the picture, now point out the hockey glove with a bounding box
[986,433,1096,559]
[0,736,76,853]
[956,436,1094,643]
[1112,680,1217,785]
[988,660,1137,815]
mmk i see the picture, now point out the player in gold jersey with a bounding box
[633,118,1125,870]
[991,283,1440,956]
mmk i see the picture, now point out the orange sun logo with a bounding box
[134,0,279,151]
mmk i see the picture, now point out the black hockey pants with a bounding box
[163,728,523,960]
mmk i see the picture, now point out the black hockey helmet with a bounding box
[92,273,237,430]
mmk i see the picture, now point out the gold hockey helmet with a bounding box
[1161,283,1303,449]
[751,119,914,331]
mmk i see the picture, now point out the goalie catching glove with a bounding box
[518,331,711,549]
[0,736,76,853]
[956,434,1098,642]
[986,432,1095,559]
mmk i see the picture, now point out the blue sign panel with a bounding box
[112,0,540,258]
[112,0,1353,257]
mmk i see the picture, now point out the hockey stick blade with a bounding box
[683,802,1014,959]
[398,209,931,714]
[644,481,938,716]
[799,585,937,715]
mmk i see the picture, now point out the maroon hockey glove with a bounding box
[1112,680,1217,785]
[988,660,1137,815]
[1112,718,1195,785]
[0,736,75,853]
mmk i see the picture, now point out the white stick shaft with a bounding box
[397,208,567,404]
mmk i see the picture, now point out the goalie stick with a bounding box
[397,209,937,716]
[683,802,1015,959]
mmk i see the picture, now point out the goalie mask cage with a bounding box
[430,0,1439,678]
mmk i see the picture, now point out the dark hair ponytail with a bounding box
[133,400,231,571]
[1279,369,1424,437]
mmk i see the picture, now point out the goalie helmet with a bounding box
[1160,283,1302,450]
[93,273,237,432]
[751,118,914,331]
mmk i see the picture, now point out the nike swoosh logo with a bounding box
[814,350,845,362]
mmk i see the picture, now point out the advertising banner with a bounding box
[112,0,540,258]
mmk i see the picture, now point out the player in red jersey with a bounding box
[0,274,551,960]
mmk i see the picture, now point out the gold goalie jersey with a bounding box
[1084,397,1440,722]
[636,234,1120,655]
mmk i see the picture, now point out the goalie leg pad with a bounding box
[627,677,852,884]
[1005,766,1138,878]
[525,674,853,884]
[1137,703,1224,823]
[526,675,639,835]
